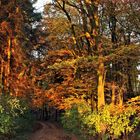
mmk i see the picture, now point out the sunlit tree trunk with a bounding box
[97,57,105,109]
[7,37,11,76]
[91,0,105,109]
[7,37,11,93]
[4,37,11,94]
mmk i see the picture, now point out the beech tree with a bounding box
[38,0,140,111]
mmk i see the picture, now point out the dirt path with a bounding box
[29,121,78,140]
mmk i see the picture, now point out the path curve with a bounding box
[29,121,78,140]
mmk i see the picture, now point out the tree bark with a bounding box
[98,59,105,109]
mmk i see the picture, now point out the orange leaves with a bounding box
[85,0,91,4]
[0,1,42,109]
[0,21,12,36]
[31,88,46,108]
[45,85,65,108]
[48,49,73,58]
[32,98,44,108]
[1,21,9,30]
[85,0,100,5]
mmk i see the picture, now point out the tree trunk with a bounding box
[111,82,116,105]
[7,37,11,93]
[98,59,105,109]
[118,87,123,107]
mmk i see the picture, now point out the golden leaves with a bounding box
[85,0,91,4]
[18,70,25,79]
[72,36,76,44]
[85,32,91,38]
[94,14,99,27]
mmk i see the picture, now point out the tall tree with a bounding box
[0,0,41,98]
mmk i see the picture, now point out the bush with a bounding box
[0,95,27,137]
[61,102,92,139]
[12,110,36,140]
[61,103,140,139]
[83,105,140,139]
[61,105,82,134]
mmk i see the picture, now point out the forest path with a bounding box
[29,121,78,140]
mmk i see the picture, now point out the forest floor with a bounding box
[29,121,140,140]
[29,121,78,140]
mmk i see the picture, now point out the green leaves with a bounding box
[0,95,27,135]
[61,104,140,139]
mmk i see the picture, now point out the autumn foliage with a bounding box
[0,0,140,139]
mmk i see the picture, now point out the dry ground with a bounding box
[29,121,78,140]
[29,121,140,140]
